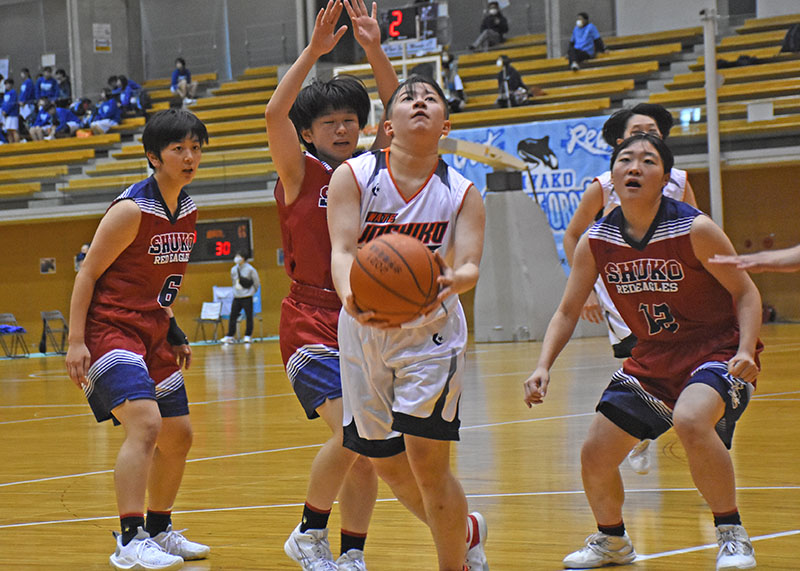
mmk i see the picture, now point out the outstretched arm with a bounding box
[709,243,800,274]
[265,0,348,202]
[345,0,398,150]
[523,235,599,407]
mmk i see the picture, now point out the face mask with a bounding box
[234,255,243,264]
[576,19,585,28]
[442,55,450,64]
[488,8,498,15]
[496,58,503,67]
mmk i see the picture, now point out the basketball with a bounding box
[350,233,441,325]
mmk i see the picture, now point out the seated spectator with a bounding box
[89,87,121,134]
[55,68,72,107]
[51,103,81,138]
[171,57,197,105]
[113,75,143,116]
[568,12,604,70]
[1,78,20,143]
[470,2,509,52]
[69,97,93,128]
[496,55,534,108]
[442,50,466,113]
[29,98,55,140]
[18,68,36,121]
[36,67,59,101]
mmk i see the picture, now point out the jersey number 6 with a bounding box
[158,274,183,307]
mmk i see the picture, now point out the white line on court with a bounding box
[635,529,800,561]
[2,488,798,531]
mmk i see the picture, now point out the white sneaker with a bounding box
[627,440,652,475]
[220,336,234,344]
[336,549,367,570]
[465,512,489,570]
[716,525,756,570]
[563,532,636,569]
[570,62,580,71]
[243,335,252,343]
[284,524,337,570]
[109,526,184,570]
[151,524,210,560]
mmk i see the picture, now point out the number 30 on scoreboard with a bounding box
[190,218,253,263]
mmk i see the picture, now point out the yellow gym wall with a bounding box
[689,164,800,321]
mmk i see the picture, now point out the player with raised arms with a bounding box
[327,74,489,571]
[524,134,761,570]
[266,1,397,568]
[65,108,210,570]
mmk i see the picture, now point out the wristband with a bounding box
[167,316,189,346]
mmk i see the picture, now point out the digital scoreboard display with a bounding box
[383,3,437,41]
[190,219,253,263]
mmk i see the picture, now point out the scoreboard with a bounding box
[190,218,253,263]
[383,2,437,41]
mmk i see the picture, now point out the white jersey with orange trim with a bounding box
[344,148,472,268]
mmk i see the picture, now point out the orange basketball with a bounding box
[350,233,441,325]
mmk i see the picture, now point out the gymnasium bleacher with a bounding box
[2,13,799,211]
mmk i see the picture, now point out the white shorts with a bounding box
[594,277,631,345]
[91,119,117,133]
[66,121,80,132]
[3,115,19,131]
[338,297,467,457]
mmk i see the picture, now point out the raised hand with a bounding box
[309,0,348,58]
[345,0,381,49]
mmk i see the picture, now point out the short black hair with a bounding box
[118,75,128,87]
[42,66,52,73]
[602,103,674,147]
[578,12,589,21]
[610,133,674,175]
[21,67,30,75]
[288,75,370,155]
[142,108,209,169]
[175,57,186,66]
[385,74,450,120]
[4,78,13,86]
[55,68,66,77]
[107,75,118,86]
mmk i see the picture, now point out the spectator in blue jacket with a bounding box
[90,87,121,134]
[568,12,604,70]
[114,75,142,115]
[1,78,20,143]
[36,67,59,100]
[18,68,37,121]
[70,97,93,128]
[55,68,72,107]
[29,98,54,140]
[30,101,79,140]
[171,57,197,104]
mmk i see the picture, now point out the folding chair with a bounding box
[0,313,30,358]
[40,310,69,355]
[193,302,224,342]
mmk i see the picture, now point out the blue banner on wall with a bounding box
[443,115,613,273]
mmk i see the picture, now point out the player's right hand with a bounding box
[523,367,550,408]
[65,342,91,389]
[580,290,604,323]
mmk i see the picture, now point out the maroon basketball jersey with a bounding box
[275,153,336,290]
[588,197,759,404]
[92,176,197,312]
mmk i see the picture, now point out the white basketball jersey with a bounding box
[344,148,473,328]
[597,167,687,213]
[344,149,472,265]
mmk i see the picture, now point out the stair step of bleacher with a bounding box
[449,97,610,129]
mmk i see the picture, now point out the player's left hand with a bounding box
[345,0,381,48]
[172,343,192,370]
[727,351,758,383]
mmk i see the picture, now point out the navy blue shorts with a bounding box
[285,344,342,419]
[597,362,753,449]
[86,354,189,425]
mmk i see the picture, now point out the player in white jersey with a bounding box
[328,75,488,570]
[563,103,698,475]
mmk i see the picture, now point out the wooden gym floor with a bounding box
[1,324,798,569]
